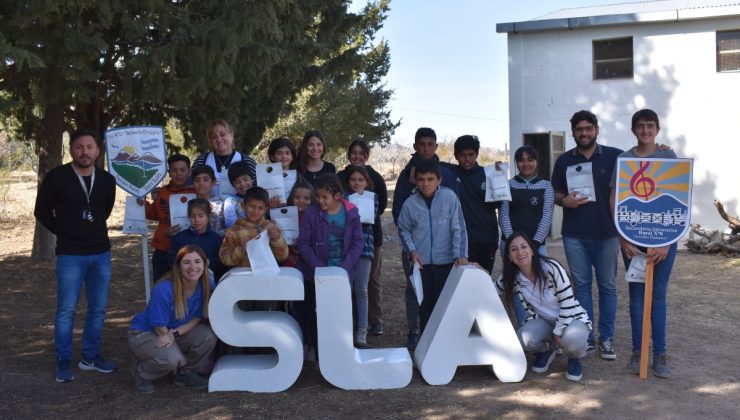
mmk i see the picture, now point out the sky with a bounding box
[364,0,623,149]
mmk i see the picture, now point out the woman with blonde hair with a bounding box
[192,119,257,199]
[128,245,216,393]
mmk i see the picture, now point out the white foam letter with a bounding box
[414,266,527,384]
[315,267,412,390]
[208,267,304,392]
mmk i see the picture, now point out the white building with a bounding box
[497,0,740,233]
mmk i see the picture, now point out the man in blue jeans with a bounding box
[34,128,118,382]
[610,108,679,378]
[551,110,622,361]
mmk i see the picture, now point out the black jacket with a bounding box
[34,164,117,255]
[443,162,499,245]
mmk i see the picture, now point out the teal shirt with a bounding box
[327,206,346,266]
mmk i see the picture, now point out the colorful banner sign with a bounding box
[614,158,693,247]
[105,126,167,197]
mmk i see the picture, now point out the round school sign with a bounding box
[613,158,693,247]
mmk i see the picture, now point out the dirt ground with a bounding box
[1,172,739,419]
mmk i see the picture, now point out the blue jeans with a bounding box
[518,318,590,359]
[624,243,677,355]
[401,250,419,336]
[563,236,618,343]
[55,252,112,361]
[353,257,372,330]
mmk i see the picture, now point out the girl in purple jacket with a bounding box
[298,174,364,359]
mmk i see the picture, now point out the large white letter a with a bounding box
[414,266,527,385]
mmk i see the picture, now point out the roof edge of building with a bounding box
[496,5,740,34]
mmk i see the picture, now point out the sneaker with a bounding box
[132,369,155,394]
[531,349,557,373]
[79,355,117,373]
[354,328,368,347]
[628,351,641,375]
[174,370,209,389]
[406,333,419,351]
[586,342,596,355]
[652,354,672,378]
[368,323,384,336]
[565,358,583,382]
[55,359,75,383]
[599,338,617,360]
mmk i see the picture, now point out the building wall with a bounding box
[506,16,740,231]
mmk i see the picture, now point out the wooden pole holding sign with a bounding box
[639,257,655,379]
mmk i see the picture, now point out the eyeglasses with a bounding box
[573,125,596,134]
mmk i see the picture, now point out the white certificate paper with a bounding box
[566,162,596,202]
[283,170,297,202]
[625,251,647,283]
[348,191,376,224]
[484,163,511,202]
[256,163,286,204]
[123,195,148,235]
[270,206,299,245]
[410,263,424,305]
[246,231,280,274]
[169,193,196,230]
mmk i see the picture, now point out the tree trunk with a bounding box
[714,200,740,234]
[31,71,65,261]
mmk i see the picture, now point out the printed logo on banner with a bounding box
[105,126,167,197]
[614,158,693,247]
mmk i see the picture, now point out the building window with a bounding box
[593,37,633,79]
[717,30,740,72]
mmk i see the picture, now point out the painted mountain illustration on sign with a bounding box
[111,150,164,188]
[112,151,163,170]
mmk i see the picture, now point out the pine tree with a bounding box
[0,0,394,259]
[262,0,399,152]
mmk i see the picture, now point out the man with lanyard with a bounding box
[551,110,622,360]
[34,128,118,382]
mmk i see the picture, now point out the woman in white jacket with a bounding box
[496,232,591,382]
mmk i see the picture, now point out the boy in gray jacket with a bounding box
[398,159,468,333]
